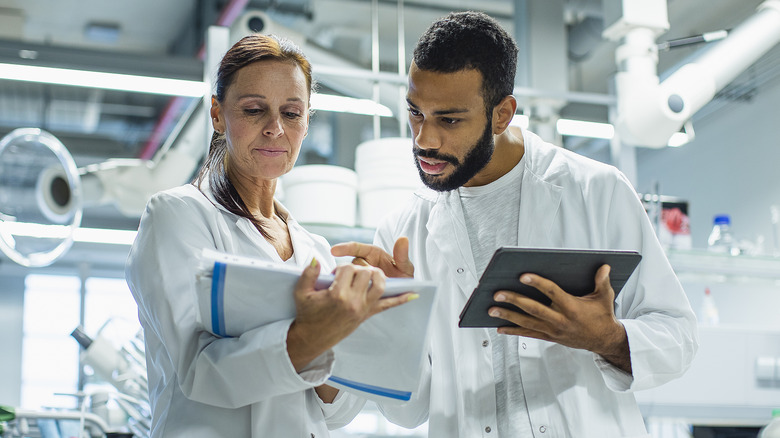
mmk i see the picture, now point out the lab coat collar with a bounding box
[415,129,563,297]
[194,176,315,264]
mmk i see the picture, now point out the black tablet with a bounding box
[458,247,642,328]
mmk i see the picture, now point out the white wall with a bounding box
[634,66,780,253]
[0,274,24,407]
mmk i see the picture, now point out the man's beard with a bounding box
[413,118,495,192]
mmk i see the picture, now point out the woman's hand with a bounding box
[286,258,412,373]
[331,237,414,278]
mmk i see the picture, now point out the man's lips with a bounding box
[417,156,448,175]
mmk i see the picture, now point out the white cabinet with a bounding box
[637,250,780,426]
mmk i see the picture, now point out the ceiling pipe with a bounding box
[137,0,249,160]
[607,0,780,148]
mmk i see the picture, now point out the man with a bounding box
[333,11,697,438]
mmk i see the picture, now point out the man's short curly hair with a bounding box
[413,11,518,112]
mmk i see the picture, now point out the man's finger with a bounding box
[352,256,371,266]
[331,241,368,258]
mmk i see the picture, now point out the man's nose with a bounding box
[414,121,440,150]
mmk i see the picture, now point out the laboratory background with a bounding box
[1,0,780,437]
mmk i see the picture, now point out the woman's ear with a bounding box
[492,95,518,135]
[210,96,225,133]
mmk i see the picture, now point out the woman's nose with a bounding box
[264,114,284,137]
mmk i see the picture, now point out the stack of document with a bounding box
[195,248,437,403]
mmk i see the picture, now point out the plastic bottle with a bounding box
[699,287,719,326]
[758,408,780,437]
[707,214,736,254]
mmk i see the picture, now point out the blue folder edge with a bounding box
[211,261,228,338]
[209,260,412,401]
[327,376,412,401]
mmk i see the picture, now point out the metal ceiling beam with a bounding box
[0,38,203,81]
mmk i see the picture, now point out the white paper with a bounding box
[194,248,437,403]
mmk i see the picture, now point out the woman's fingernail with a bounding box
[407,293,420,302]
[495,294,505,302]
[310,257,319,268]
[520,275,531,284]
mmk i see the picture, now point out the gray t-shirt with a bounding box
[458,157,533,437]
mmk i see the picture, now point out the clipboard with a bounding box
[195,248,438,403]
[458,247,642,328]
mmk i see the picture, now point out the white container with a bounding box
[354,137,421,228]
[759,409,780,437]
[281,164,357,226]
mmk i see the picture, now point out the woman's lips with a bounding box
[256,148,286,157]
[417,157,448,175]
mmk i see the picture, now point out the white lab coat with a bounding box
[125,182,364,438]
[375,129,698,438]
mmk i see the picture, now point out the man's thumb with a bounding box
[392,237,414,274]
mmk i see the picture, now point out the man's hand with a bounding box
[331,237,414,278]
[488,264,632,373]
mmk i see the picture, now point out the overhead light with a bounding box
[0,63,393,117]
[74,227,137,245]
[0,62,206,97]
[311,94,393,117]
[1,222,136,246]
[556,119,615,140]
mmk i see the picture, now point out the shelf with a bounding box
[667,249,780,284]
[302,223,376,245]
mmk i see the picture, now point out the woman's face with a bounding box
[211,60,310,182]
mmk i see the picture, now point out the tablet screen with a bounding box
[458,247,642,328]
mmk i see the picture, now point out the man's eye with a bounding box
[407,108,421,117]
[442,118,459,125]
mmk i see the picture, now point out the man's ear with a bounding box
[492,95,518,135]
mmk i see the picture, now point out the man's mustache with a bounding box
[413,147,460,166]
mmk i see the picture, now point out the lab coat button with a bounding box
[521,342,527,350]
[457,267,464,273]
[482,340,489,347]
[485,426,492,433]
[539,425,547,433]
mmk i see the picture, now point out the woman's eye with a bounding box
[284,112,302,119]
[243,108,263,115]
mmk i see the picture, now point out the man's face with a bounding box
[406,63,496,192]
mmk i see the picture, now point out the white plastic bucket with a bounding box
[281,164,357,226]
[354,137,421,228]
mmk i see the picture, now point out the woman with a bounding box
[125,34,410,437]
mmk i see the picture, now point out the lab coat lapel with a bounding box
[517,160,563,246]
[234,217,284,261]
[427,191,480,298]
[287,222,315,266]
